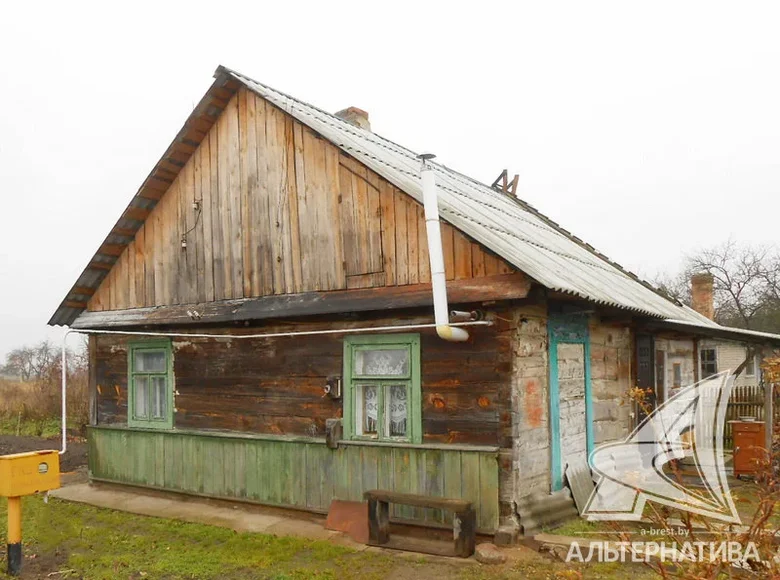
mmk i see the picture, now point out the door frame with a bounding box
[548,310,593,492]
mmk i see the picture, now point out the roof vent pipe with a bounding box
[419,153,470,342]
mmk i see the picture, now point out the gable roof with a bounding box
[49,65,720,329]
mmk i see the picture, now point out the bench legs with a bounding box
[454,508,476,558]
[367,499,476,558]
[367,498,390,544]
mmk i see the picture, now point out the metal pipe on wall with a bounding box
[419,153,469,342]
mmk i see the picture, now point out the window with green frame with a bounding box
[127,340,174,429]
[343,334,421,444]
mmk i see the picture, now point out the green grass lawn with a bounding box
[0,495,658,579]
[0,416,61,438]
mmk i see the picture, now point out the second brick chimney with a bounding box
[334,107,370,131]
[691,273,715,320]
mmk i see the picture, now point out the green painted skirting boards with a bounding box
[87,426,500,533]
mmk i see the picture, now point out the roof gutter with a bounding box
[419,153,469,342]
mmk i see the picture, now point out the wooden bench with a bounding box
[364,490,476,557]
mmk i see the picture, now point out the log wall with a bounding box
[93,310,515,447]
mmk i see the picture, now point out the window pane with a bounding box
[359,384,379,435]
[134,350,166,372]
[134,376,149,419]
[354,349,409,376]
[746,357,755,376]
[151,376,167,419]
[386,384,408,437]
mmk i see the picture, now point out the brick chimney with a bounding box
[691,273,715,320]
[334,107,370,131]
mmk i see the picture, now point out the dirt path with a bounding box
[0,435,87,472]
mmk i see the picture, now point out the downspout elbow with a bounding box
[436,325,470,342]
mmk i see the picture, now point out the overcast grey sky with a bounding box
[1,1,779,360]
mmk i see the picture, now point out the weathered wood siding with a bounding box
[88,426,500,532]
[590,320,632,445]
[88,87,513,312]
[94,311,514,447]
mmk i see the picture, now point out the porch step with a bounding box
[517,489,578,537]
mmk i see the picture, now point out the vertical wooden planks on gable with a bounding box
[200,133,216,303]
[285,117,303,293]
[379,181,396,286]
[134,226,146,307]
[453,230,473,280]
[191,139,205,302]
[253,95,274,297]
[483,250,500,276]
[105,262,115,311]
[226,95,243,299]
[323,139,346,290]
[127,242,136,307]
[117,250,129,309]
[352,165,370,274]
[441,222,455,281]
[339,165,362,276]
[394,189,409,285]
[417,205,431,283]
[152,194,166,306]
[292,123,309,292]
[339,165,359,275]
[365,170,383,274]
[280,114,297,293]
[296,126,345,292]
[498,257,514,275]
[144,218,155,307]
[407,200,419,284]
[238,88,255,298]
[179,163,197,304]
[471,243,486,278]
[265,104,292,294]
[212,110,228,300]
[166,179,181,305]
[216,103,232,300]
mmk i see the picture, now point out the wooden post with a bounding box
[7,496,22,576]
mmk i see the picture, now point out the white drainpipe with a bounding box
[419,153,469,342]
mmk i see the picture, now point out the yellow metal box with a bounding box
[0,450,60,497]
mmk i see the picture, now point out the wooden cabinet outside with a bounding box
[730,421,766,478]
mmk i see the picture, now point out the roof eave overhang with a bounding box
[48,68,244,327]
[646,319,780,346]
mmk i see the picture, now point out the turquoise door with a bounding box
[548,311,593,491]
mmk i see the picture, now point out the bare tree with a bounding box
[656,240,780,330]
[2,340,63,382]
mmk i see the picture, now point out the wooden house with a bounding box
[50,66,780,540]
